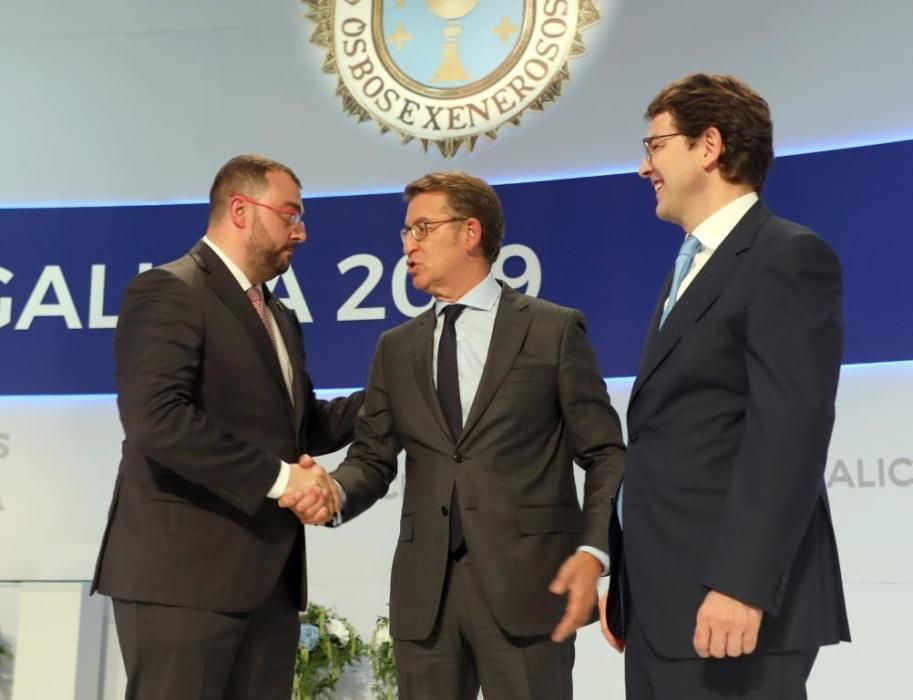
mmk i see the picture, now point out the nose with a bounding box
[402,233,418,256]
[291,222,306,243]
[638,156,652,179]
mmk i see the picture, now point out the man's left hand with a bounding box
[548,551,602,642]
[693,589,763,658]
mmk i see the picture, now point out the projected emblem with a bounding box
[301,0,600,156]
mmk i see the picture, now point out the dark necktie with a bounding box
[437,304,466,552]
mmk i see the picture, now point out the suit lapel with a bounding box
[411,306,453,442]
[267,291,305,428]
[629,201,772,407]
[459,284,530,444]
[190,242,291,405]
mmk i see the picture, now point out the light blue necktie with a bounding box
[617,235,702,529]
[659,234,702,329]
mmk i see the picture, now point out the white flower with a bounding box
[373,623,392,646]
[325,618,350,645]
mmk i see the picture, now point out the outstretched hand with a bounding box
[549,551,603,642]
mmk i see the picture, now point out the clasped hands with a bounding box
[278,454,340,525]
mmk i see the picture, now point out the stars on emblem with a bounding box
[492,16,519,43]
[387,23,413,51]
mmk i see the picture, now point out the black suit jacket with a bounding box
[608,201,851,658]
[92,241,363,612]
[333,283,626,640]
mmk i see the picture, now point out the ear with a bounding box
[701,126,724,169]
[463,218,483,255]
[227,195,248,229]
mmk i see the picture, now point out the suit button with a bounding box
[441,506,449,516]
[629,431,640,444]
[453,453,464,463]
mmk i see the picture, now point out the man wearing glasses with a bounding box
[599,74,850,699]
[283,170,625,699]
[93,154,363,699]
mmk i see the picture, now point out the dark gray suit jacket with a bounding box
[93,241,363,612]
[333,283,625,640]
[608,201,851,657]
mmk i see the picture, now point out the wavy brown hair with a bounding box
[647,74,773,191]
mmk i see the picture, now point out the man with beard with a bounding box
[93,155,363,699]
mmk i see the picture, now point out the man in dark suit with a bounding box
[93,155,363,699]
[283,171,626,699]
[598,74,851,698]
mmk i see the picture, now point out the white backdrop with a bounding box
[1,365,910,697]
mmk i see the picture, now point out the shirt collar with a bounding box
[201,237,256,291]
[434,273,501,316]
[690,192,759,252]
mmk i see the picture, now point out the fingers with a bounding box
[597,590,608,635]
[725,629,744,658]
[605,631,624,653]
[693,617,712,658]
[548,561,570,596]
[297,455,338,514]
[596,591,624,652]
[742,626,759,655]
[278,491,304,509]
[549,554,599,642]
[552,586,596,642]
[294,488,332,524]
[693,590,763,658]
[283,457,339,524]
[278,484,332,525]
[551,612,576,642]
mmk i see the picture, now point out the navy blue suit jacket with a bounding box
[608,201,851,658]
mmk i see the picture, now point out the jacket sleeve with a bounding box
[701,231,843,614]
[331,332,403,520]
[557,309,626,555]
[115,269,280,515]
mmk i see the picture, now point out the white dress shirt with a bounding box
[668,192,759,307]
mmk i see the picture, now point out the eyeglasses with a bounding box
[230,193,304,227]
[399,218,466,242]
[642,132,685,162]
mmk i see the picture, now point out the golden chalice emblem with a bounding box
[427,0,480,82]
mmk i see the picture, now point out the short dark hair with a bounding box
[646,74,773,191]
[209,155,301,223]
[404,171,505,264]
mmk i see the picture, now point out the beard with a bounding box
[247,211,293,281]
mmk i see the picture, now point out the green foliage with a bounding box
[293,603,366,700]
[368,616,397,700]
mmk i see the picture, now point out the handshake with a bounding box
[278,455,340,525]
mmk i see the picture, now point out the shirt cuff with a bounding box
[577,545,610,575]
[267,461,292,499]
[327,479,347,527]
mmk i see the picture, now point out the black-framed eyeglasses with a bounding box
[399,218,466,242]
[642,132,684,162]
